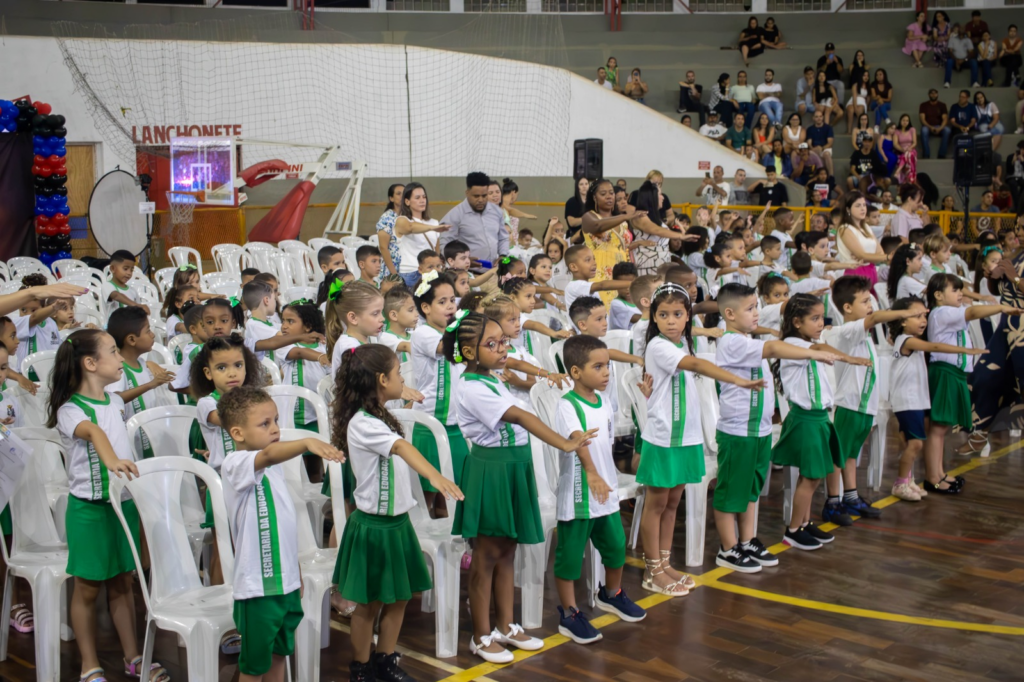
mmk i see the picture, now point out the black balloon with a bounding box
[46,115,61,128]
[53,115,66,126]
[39,186,55,197]
[52,126,67,138]
[34,126,52,137]
[38,235,53,249]
[31,115,45,127]
[52,186,68,197]
[48,175,67,187]
[14,100,30,111]
[55,235,72,247]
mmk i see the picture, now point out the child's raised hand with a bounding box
[545,373,569,388]
[150,365,175,385]
[736,376,767,391]
[554,329,573,339]
[810,350,840,365]
[14,374,37,396]
[846,356,873,367]
[968,348,989,356]
[706,327,725,338]
[402,387,424,403]
[587,473,613,505]
[307,439,345,463]
[1002,305,1023,316]
[811,288,831,297]
[33,283,88,300]
[299,332,327,344]
[195,449,210,461]
[108,459,139,480]
[565,427,600,452]
[638,372,653,399]
[1,417,14,426]
[428,473,464,502]
[681,232,701,242]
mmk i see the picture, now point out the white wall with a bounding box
[2,35,763,181]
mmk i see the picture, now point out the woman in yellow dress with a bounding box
[579,178,630,307]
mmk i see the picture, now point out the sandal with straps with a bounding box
[955,433,990,457]
[640,556,688,597]
[660,550,696,590]
[125,656,170,682]
[220,632,241,655]
[80,668,106,682]
[9,604,34,633]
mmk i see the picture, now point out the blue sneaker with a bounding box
[843,495,882,519]
[596,584,647,622]
[557,606,602,644]
[822,501,853,526]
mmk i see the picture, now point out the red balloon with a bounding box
[35,225,46,235]
[36,103,52,116]
[31,165,43,176]
[56,225,71,236]
[37,166,53,178]
[42,224,59,237]
[47,155,61,166]
[35,215,51,228]
[55,164,67,175]
[52,213,68,226]
[33,155,45,166]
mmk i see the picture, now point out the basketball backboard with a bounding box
[169,136,237,206]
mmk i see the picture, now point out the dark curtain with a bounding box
[0,134,37,262]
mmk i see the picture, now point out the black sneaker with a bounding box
[804,522,834,544]
[557,606,602,644]
[741,537,779,566]
[783,527,823,550]
[373,651,415,682]
[716,544,762,573]
[844,496,882,519]
[822,501,853,526]
[350,659,376,682]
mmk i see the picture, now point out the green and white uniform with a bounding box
[716,333,775,438]
[57,393,135,501]
[630,319,649,357]
[925,305,974,428]
[171,342,203,395]
[609,298,638,331]
[106,360,161,458]
[245,317,280,364]
[411,325,463,427]
[823,319,879,460]
[348,410,414,517]
[330,334,362,377]
[279,342,328,426]
[102,279,137,310]
[197,392,236,472]
[222,450,301,600]
[377,324,411,363]
[520,311,539,357]
[927,306,975,372]
[503,344,543,409]
[555,391,619,521]
[778,337,834,411]
[13,315,60,374]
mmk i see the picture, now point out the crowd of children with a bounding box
[2,181,1022,682]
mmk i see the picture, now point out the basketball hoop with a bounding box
[166,190,206,225]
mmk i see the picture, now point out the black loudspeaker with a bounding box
[953,133,992,187]
[574,139,603,181]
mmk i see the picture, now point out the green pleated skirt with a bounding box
[928,362,972,429]
[333,511,431,604]
[66,496,140,581]
[771,403,841,479]
[636,442,705,488]
[452,442,543,544]
[411,422,470,490]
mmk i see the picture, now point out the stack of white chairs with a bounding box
[210,244,244,277]
[168,247,203,277]
[50,258,88,278]
[9,257,55,283]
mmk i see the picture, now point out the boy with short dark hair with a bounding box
[379,287,416,362]
[417,250,443,277]
[240,268,261,286]
[103,250,149,314]
[219,386,344,682]
[554,335,645,644]
[441,240,496,289]
[563,245,632,315]
[877,236,903,283]
[561,297,642,413]
[787,253,832,297]
[356,245,383,285]
[510,228,540,262]
[170,303,208,404]
[317,247,346,276]
[608,262,640,331]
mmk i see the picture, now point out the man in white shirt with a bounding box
[696,164,730,205]
[699,111,728,141]
[756,68,784,127]
[594,67,613,90]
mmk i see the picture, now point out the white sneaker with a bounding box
[909,479,928,497]
[891,482,921,501]
[491,624,544,651]
[469,634,514,663]
[972,82,981,88]
[1016,127,1023,135]
[944,82,950,88]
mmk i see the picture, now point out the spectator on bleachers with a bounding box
[625,68,649,104]
[846,69,870,135]
[594,67,614,90]
[869,68,893,129]
[973,190,1000,214]
[749,165,789,206]
[816,42,846,104]
[678,70,706,124]
[757,68,784,127]
[751,112,776,157]
[877,122,899,178]
[724,113,752,154]
[1016,83,1024,134]
[730,169,750,205]
[762,138,794,178]
[782,113,805,155]
[893,183,926,242]
[806,110,836,177]
[681,114,693,129]
[807,166,840,208]
[813,70,842,127]
[605,57,621,93]
[739,16,764,67]
[847,134,888,195]
[945,24,980,89]
[919,88,951,160]
[729,71,758,128]
[965,10,989,46]
[792,144,824,186]
[977,31,998,87]
[699,110,728,141]
[696,165,729,204]
[795,66,816,118]
[852,111,873,150]
[848,50,869,91]
[760,17,788,50]
[1006,141,1024,209]
[1000,25,1022,87]
[893,114,918,184]
[974,91,1004,151]
[949,89,979,144]
[903,11,931,69]
[931,11,952,67]
[709,73,738,127]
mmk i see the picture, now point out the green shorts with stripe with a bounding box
[233,590,303,676]
[833,406,875,462]
[554,512,626,580]
[712,431,771,514]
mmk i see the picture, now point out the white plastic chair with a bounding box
[20,350,56,384]
[284,287,318,304]
[8,257,49,279]
[686,354,728,567]
[72,306,104,330]
[7,386,48,429]
[547,339,566,374]
[392,410,466,658]
[166,334,193,364]
[307,238,338,254]
[210,244,243,274]
[0,444,71,682]
[525,311,555,372]
[316,375,334,405]
[143,342,174,366]
[14,427,71,537]
[108,458,236,682]
[50,258,88,277]
[168,247,203,277]
[873,282,891,311]
[261,357,282,385]
[154,267,177,298]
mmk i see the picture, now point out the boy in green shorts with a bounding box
[554,336,645,644]
[219,386,344,681]
[713,283,837,573]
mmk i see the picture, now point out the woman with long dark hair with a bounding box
[629,180,699,276]
[376,183,405,280]
[836,191,887,284]
[563,176,590,240]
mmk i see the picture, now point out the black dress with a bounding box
[739,29,764,59]
[564,196,585,241]
[761,26,780,48]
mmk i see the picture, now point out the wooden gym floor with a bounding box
[2,427,1024,682]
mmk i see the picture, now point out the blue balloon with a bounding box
[33,135,44,146]
[43,205,57,218]
[56,251,72,260]
[38,252,54,268]
[54,145,66,156]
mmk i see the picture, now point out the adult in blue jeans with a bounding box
[729,70,758,128]
[869,68,893,127]
[394,182,450,289]
[756,68,784,126]
[944,23,979,88]
[918,89,951,159]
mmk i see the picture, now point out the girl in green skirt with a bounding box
[331,344,463,682]
[923,275,1020,492]
[444,311,597,663]
[770,295,863,551]
[49,329,170,682]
